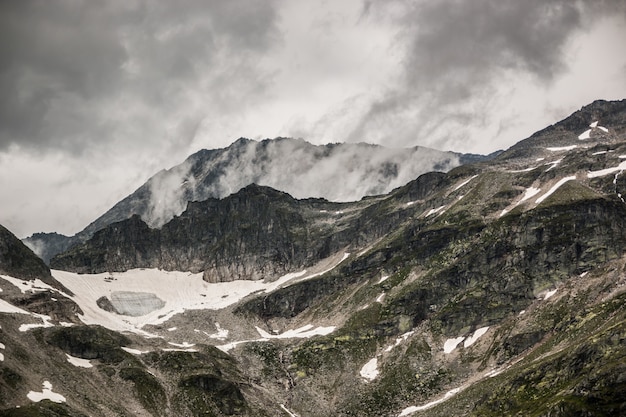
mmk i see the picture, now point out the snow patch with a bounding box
[598,126,609,133]
[578,129,592,140]
[255,324,335,340]
[280,404,299,417]
[19,313,55,332]
[543,289,557,300]
[443,337,465,354]
[206,323,229,340]
[425,206,446,217]
[587,160,626,178]
[121,347,149,355]
[0,298,31,315]
[378,274,390,284]
[546,145,577,152]
[536,176,576,204]
[27,381,66,403]
[384,331,414,353]
[545,159,562,171]
[590,121,598,128]
[66,354,93,368]
[453,175,478,191]
[463,327,489,348]
[376,293,385,303]
[360,357,379,381]
[168,341,195,348]
[521,187,541,202]
[399,387,462,415]
[0,275,56,294]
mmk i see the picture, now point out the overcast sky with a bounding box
[1,0,625,238]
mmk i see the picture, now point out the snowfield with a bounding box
[47,253,349,335]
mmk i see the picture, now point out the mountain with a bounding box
[1,99,626,416]
[24,138,492,264]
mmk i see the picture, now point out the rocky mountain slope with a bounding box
[25,139,489,264]
[1,99,626,416]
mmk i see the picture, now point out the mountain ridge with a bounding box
[25,138,493,264]
[2,98,626,416]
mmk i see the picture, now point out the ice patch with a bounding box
[109,291,166,316]
[360,357,379,381]
[66,354,93,368]
[463,327,489,348]
[27,381,66,403]
[536,176,576,204]
[443,337,465,354]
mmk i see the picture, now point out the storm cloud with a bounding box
[0,0,279,154]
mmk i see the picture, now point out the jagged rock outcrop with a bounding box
[26,138,495,264]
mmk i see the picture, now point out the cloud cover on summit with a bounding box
[1,0,625,237]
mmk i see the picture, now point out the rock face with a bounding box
[0,224,52,281]
[50,184,392,280]
[26,138,494,264]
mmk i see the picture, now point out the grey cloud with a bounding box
[346,0,625,150]
[0,0,280,153]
